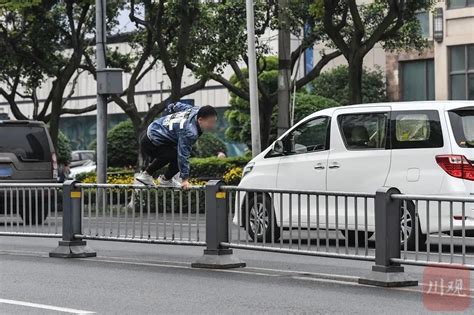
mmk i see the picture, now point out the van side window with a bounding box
[338,113,388,150]
[391,110,443,149]
[284,116,330,155]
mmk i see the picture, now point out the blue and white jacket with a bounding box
[147,102,202,179]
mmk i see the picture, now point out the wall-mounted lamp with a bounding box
[433,7,444,43]
[146,93,153,109]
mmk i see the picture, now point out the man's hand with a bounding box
[181,179,190,190]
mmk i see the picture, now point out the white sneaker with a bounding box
[158,175,181,188]
[135,171,155,186]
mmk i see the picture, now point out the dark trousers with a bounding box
[140,133,178,180]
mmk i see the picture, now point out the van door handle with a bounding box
[314,164,325,170]
[328,162,340,169]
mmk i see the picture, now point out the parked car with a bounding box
[0,120,58,224]
[68,160,96,179]
[70,150,96,168]
[237,101,474,249]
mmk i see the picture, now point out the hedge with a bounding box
[75,156,251,183]
[189,156,250,179]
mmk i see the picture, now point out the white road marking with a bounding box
[0,298,95,314]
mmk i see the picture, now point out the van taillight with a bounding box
[436,155,474,181]
[52,152,58,178]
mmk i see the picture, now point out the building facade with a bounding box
[387,0,474,101]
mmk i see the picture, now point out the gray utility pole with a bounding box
[246,0,261,156]
[96,0,107,184]
[277,0,291,137]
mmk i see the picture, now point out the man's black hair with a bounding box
[197,105,217,119]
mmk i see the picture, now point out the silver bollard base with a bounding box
[49,240,97,258]
[192,249,246,269]
[359,269,418,287]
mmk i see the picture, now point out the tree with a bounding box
[192,133,227,158]
[226,76,339,149]
[107,120,138,168]
[80,0,240,167]
[56,131,72,165]
[312,65,386,105]
[313,0,433,104]
[190,1,343,149]
[292,93,339,123]
[0,0,126,147]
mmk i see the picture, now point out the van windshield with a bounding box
[449,109,474,148]
[0,125,51,161]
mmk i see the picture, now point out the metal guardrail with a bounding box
[220,185,376,262]
[392,193,474,269]
[75,183,206,246]
[2,180,474,287]
[0,183,63,237]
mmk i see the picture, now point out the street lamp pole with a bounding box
[96,0,107,184]
[246,0,261,156]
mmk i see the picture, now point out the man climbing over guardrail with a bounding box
[136,102,218,189]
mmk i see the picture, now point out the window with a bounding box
[396,114,431,142]
[401,59,435,101]
[391,111,444,149]
[449,109,474,148]
[448,0,474,9]
[0,126,50,161]
[284,117,330,154]
[416,11,430,38]
[338,113,388,150]
[71,152,80,162]
[449,45,474,100]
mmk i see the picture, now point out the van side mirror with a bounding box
[273,140,284,154]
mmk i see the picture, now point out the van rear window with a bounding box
[391,110,443,149]
[449,109,474,148]
[0,125,51,162]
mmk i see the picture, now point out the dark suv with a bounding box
[0,120,58,224]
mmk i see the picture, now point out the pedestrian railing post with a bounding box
[192,180,245,269]
[50,180,96,258]
[359,187,417,287]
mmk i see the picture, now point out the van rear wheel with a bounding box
[401,201,426,251]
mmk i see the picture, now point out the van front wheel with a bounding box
[243,194,280,243]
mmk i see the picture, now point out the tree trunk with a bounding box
[259,100,273,149]
[135,123,147,172]
[49,91,63,149]
[170,77,182,103]
[348,54,364,105]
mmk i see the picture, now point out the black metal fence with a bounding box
[1,180,474,287]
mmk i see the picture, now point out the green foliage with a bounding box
[189,156,251,179]
[308,0,433,104]
[56,131,72,165]
[293,94,340,123]
[107,120,138,168]
[311,65,386,105]
[192,133,227,158]
[226,83,340,148]
[75,157,250,183]
[225,56,279,148]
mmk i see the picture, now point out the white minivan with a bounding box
[237,101,474,249]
